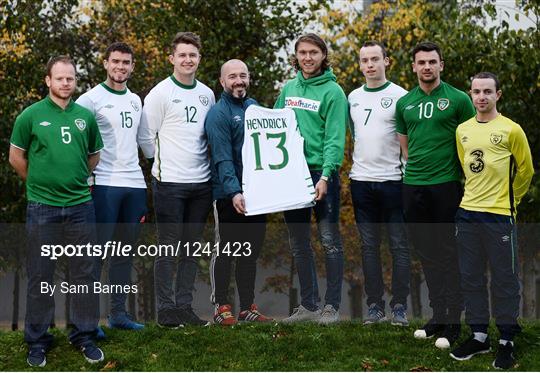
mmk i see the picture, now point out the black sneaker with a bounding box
[435,323,461,349]
[27,347,46,367]
[80,342,104,363]
[157,308,183,329]
[450,335,491,361]
[413,319,445,339]
[177,306,210,326]
[493,342,515,370]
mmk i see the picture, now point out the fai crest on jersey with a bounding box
[74,119,86,131]
[490,133,503,145]
[130,100,140,112]
[199,95,209,106]
[437,98,450,111]
[380,97,393,109]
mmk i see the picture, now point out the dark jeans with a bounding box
[152,178,212,312]
[284,170,343,311]
[456,208,521,340]
[210,199,266,311]
[402,181,463,324]
[350,180,410,309]
[92,185,147,316]
[25,200,98,349]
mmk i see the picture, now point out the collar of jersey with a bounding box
[363,81,391,92]
[417,81,445,96]
[100,82,127,95]
[46,95,74,112]
[170,75,197,90]
[222,91,249,105]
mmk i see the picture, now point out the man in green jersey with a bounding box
[450,72,533,369]
[9,56,104,367]
[395,42,475,348]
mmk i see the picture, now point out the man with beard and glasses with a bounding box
[139,32,215,328]
[205,59,272,325]
[77,42,146,335]
[9,55,104,366]
[395,41,475,349]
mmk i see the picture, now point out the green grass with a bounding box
[1,320,539,371]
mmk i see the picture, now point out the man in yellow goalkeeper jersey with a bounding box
[450,72,534,370]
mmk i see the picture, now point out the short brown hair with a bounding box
[46,55,76,77]
[171,32,201,54]
[472,71,500,91]
[104,42,134,60]
[291,33,330,72]
[361,40,387,58]
[412,41,443,61]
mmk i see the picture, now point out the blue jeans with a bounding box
[92,185,147,316]
[25,200,98,349]
[284,170,343,311]
[152,178,212,312]
[456,208,521,340]
[350,180,410,309]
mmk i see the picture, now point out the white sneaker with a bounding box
[318,304,339,325]
[281,305,321,323]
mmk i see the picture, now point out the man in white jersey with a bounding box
[77,42,146,332]
[348,41,410,326]
[139,32,215,327]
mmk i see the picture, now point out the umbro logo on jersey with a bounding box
[199,95,209,106]
[233,115,242,122]
[172,99,182,104]
[39,121,52,127]
[437,98,450,111]
[461,136,468,143]
[131,100,140,112]
[381,97,393,109]
[502,235,510,242]
[74,118,86,131]
[405,105,415,110]
[103,104,114,109]
[351,103,359,108]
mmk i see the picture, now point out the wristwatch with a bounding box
[320,175,329,182]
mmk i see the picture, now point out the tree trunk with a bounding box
[410,271,423,318]
[536,277,540,319]
[522,255,536,318]
[348,281,363,320]
[11,269,20,331]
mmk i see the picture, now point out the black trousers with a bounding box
[402,181,463,324]
[210,199,266,311]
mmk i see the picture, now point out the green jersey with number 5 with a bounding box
[395,81,475,185]
[10,96,103,206]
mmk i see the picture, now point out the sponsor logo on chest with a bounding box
[284,97,320,112]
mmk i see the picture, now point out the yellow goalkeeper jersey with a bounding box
[456,114,534,216]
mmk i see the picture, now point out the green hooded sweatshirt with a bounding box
[274,68,347,177]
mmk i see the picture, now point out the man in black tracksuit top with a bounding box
[205,59,271,325]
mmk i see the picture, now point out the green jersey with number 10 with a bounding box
[395,81,475,185]
[10,96,103,206]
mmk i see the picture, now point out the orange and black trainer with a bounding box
[213,304,237,326]
[238,304,274,323]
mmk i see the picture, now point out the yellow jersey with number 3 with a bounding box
[456,114,534,216]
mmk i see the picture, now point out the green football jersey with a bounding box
[395,81,475,185]
[10,96,103,206]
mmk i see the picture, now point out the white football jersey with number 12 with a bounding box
[242,106,315,216]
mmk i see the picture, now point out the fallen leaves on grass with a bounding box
[409,365,432,371]
[100,360,117,371]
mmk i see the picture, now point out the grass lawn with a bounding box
[0,320,539,371]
